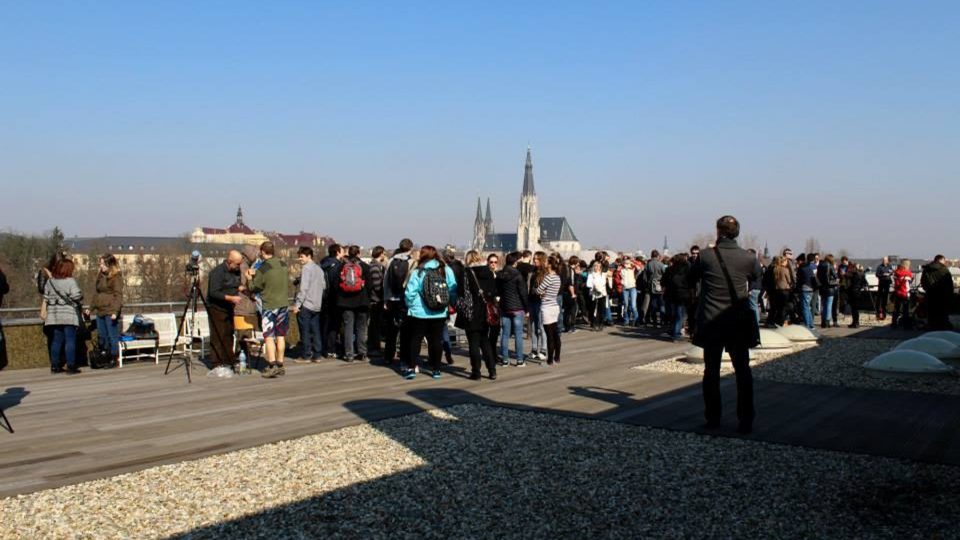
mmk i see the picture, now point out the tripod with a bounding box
[0,408,11,434]
[165,271,208,383]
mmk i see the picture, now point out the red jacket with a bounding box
[893,267,913,298]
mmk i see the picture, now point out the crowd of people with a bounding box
[7,229,955,390]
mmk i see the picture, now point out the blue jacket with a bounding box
[405,260,458,319]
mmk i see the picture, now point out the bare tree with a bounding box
[804,237,822,254]
[135,240,191,304]
[687,232,715,251]
[740,234,761,252]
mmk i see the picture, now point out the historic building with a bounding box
[190,207,332,251]
[472,148,581,256]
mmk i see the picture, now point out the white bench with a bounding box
[181,312,211,357]
[118,313,181,367]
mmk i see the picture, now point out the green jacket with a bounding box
[249,257,289,310]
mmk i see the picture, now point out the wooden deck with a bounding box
[1,326,959,498]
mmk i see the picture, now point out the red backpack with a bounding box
[339,261,365,293]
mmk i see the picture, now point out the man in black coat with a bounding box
[689,216,762,434]
[0,265,9,370]
[922,255,954,331]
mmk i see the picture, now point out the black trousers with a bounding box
[367,301,383,352]
[466,328,496,375]
[877,283,891,316]
[321,305,341,356]
[207,306,236,368]
[407,317,445,371]
[544,323,561,361]
[563,294,578,330]
[702,344,754,427]
[382,301,405,362]
[927,297,952,330]
[847,291,861,327]
[487,324,501,358]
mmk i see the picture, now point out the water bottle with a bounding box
[238,350,247,374]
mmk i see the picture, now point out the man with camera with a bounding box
[206,250,245,371]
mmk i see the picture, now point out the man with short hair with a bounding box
[319,243,344,358]
[248,241,289,378]
[334,245,372,361]
[486,253,502,357]
[206,250,245,371]
[292,246,326,363]
[644,250,666,326]
[875,257,894,320]
[367,246,387,355]
[689,216,762,434]
[382,239,414,364]
[922,255,954,331]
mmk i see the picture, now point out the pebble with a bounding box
[1,405,957,539]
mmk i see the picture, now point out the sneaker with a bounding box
[431,370,442,379]
[276,365,286,377]
[529,352,541,360]
[414,365,421,374]
[547,359,554,366]
[403,368,416,380]
[489,371,497,380]
[554,357,560,364]
[355,354,366,362]
[65,367,82,375]
[469,372,482,380]
[445,352,454,365]
[515,360,526,368]
[262,365,279,378]
[497,359,509,367]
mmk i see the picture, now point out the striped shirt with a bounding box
[537,273,561,309]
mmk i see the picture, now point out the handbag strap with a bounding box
[47,279,82,309]
[467,267,482,297]
[713,247,743,302]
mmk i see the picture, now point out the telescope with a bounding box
[185,250,202,274]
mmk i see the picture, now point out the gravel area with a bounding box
[2,404,959,539]
[636,338,960,395]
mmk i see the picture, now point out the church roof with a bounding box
[539,217,578,242]
[484,233,517,252]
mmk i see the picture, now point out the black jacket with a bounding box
[207,262,241,313]
[319,256,342,305]
[332,257,372,310]
[664,261,693,303]
[796,263,819,291]
[817,262,839,294]
[0,268,8,308]
[497,266,528,313]
[921,262,953,297]
[689,239,762,348]
[455,265,496,331]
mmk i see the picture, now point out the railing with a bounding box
[0,301,192,327]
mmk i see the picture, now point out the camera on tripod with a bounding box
[185,250,202,275]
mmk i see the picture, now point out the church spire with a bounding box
[484,198,493,227]
[474,197,483,226]
[522,147,536,197]
[236,205,245,226]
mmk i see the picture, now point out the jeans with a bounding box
[341,309,369,358]
[748,289,761,325]
[671,304,687,338]
[528,298,545,354]
[621,288,638,324]
[500,311,525,361]
[96,315,121,357]
[441,324,452,356]
[647,293,664,324]
[820,293,835,326]
[557,297,566,332]
[49,324,77,369]
[603,302,613,324]
[297,307,322,359]
[800,290,814,328]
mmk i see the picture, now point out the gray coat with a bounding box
[43,278,83,327]
[689,239,762,348]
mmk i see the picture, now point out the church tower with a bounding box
[472,198,486,251]
[484,197,495,236]
[516,147,541,252]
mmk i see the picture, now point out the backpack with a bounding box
[421,267,450,312]
[455,269,476,322]
[339,261,365,293]
[388,257,410,297]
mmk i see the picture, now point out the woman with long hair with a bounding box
[454,250,498,380]
[818,254,839,328]
[528,251,548,360]
[586,261,608,331]
[538,254,563,364]
[43,258,84,374]
[89,253,124,361]
[403,246,458,380]
[663,253,693,340]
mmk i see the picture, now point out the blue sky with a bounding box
[1,1,957,257]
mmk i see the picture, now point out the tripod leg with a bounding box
[165,294,193,375]
[0,408,12,434]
